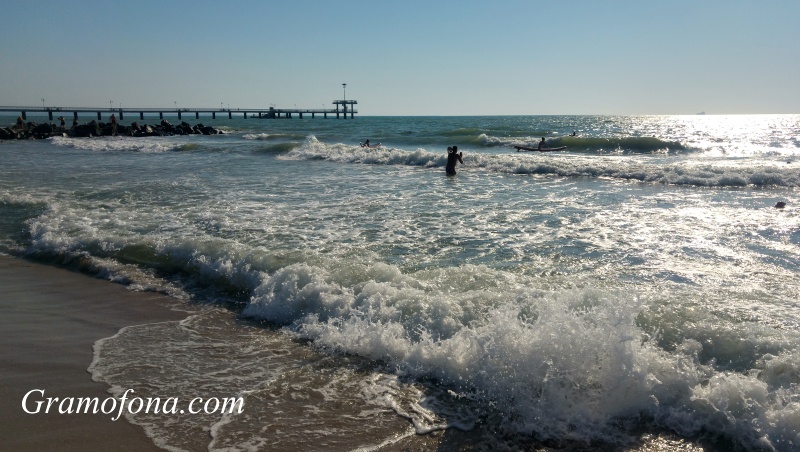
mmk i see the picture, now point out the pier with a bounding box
[0,100,358,121]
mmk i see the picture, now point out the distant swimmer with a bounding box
[445,145,464,175]
[570,131,577,136]
[360,140,381,148]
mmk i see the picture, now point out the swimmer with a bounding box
[445,145,463,175]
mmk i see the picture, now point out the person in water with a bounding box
[446,145,463,175]
[360,140,381,148]
[538,137,546,150]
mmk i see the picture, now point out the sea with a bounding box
[1,114,799,451]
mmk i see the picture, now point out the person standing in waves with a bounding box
[446,145,464,175]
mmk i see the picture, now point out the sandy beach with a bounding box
[0,255,186,451]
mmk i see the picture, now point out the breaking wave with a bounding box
[281,136,800,187]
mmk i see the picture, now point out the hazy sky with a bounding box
[2,0,798,115]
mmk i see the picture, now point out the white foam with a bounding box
[242,133,271,140]
[278,136,800,187]
[49,135,192,153]
[241,259,800,448]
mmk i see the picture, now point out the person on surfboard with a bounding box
[446,145,463,175]
[538,137,545,150]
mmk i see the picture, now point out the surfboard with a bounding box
[514,145,567,152]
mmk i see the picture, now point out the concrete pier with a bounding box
[1,102,358,121]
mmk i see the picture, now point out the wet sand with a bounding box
[0,255,187,451]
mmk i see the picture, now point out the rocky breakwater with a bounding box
[1,119,223,140]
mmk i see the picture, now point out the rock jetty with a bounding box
[1,119,223,140]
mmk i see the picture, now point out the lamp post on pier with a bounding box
[342,84,347,117]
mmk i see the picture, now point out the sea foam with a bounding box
[239,258,800,449]
[282,136,800,188]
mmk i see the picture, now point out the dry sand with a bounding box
[0,255,186,451]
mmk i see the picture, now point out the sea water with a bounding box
[1,114,799,450]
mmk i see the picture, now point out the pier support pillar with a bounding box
[21,111,26,120]
[159,112,163,119]
[212,112,216,119]
[244,112,247,119]
[299,113,303,119]
[97,112,102,120]
[228,111,232,119]
[48,111,53,121]
[119,111,124,121]
[195,112,199,119]
[73,112,78,121]
[178,111,182,120]
[140,112,144,120]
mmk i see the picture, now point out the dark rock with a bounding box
[31,123,58,139]
[0,127,17,140]
[160,119,175,133]
[71,121,101,137]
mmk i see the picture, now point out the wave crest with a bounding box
[240,259,798,448]
[278,137,800,187]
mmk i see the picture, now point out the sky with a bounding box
[1,0,798,116]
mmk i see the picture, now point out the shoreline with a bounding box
[0,255,187,451]
[0,255,710,451]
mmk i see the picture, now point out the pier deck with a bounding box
[0,101,358,121]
